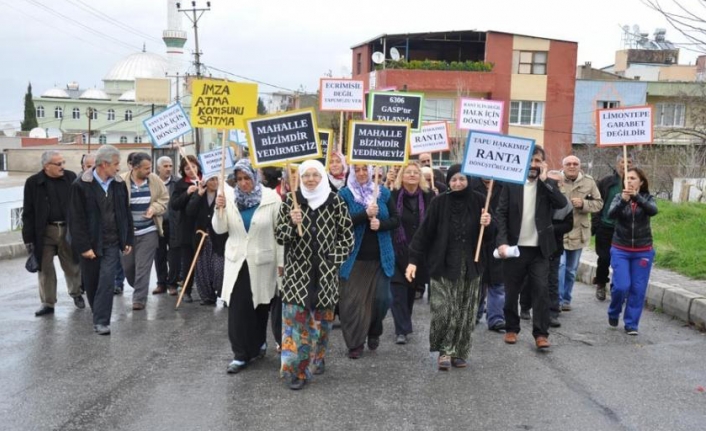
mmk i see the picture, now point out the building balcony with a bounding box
[369,68,498,94]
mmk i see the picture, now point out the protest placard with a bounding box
[367,92,424,130]
[319,79,365,112]
[462,131,535,185]
[348,120,409,166]
[198,146,236,176]
[190,79,258,129]
[410,122,450,155]
[596,106,653,146]
[229,129,248,147]
[316,129,334,168]
[143,103,192,147]
[246,108,321,168]
[457,98,504,133]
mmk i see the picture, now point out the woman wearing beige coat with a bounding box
[213,159,283,374]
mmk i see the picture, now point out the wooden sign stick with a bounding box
[338,111,344,153]
[287,163,304,237]
[175,229,208,309]
[218,130,227,215]
[623,145,629,188]
[474,179,494,263]
[178,145,200,184]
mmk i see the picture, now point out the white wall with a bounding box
[673,178,706,203]
[0,185,24,232]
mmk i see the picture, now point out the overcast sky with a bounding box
[0,0,701,131]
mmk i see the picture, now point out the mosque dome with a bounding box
[103,51,168,82]
[118,89,136,101]
[41,88,70,98]
[79,88,111,100]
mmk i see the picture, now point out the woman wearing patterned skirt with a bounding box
[187,175,227,305]
[406,164,492,370]
[275,160,354,390]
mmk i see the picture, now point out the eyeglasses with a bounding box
[564,163,579,167]
[47,161,66,167]
[302,173,322,179]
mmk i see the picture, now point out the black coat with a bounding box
[608,192,658,249]
[495,178,568,259]
[551,201,574,259]
[22,170,78,271]
[186,191,227,254]
[591,172,621,233]
[163,175,181,247]
[390,188,434,284]
[409,187,493,282]
[470,178,505,285]
[69,169,134,256]
[170,178,198,247]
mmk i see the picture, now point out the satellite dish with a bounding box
[29,127,47,139]
[390,47,401,61]
[2,124,16,137]
[372,51,385,64]
[46,127,63,141]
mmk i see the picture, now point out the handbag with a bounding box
[25,253,39,273]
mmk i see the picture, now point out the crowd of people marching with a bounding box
[22,145,658,390]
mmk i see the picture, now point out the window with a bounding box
[11,207,23,230]
[88,108,98,120]
[598,101,620,109]
[655,103,685,127]
[120,136,128,143]
[134,136,142,143]
[509,101,544,126]
[36,106,44,118]
[515,51,548,75]
[72,107,80,119]
[54,107,63,119]
[356,52,362,75]
[423,98,455,122]
[99,135,107,144]
[125,110,133,121]
[107,109,115,121]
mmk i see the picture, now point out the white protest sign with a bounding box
[462,131,535,185]
[229,129,248,147]
[198,146,236,176]
[596,106,653,146]
[457,98,504,133]
[143,103,192,147]
[410,122,450,155]
[319,79,365,112]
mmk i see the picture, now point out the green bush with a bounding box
[378,59,494,72]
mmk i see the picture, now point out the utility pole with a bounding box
[86,107,94,154]
[177,1,210,155]
[165,71,183,104]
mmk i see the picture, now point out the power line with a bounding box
[60,0,161,44]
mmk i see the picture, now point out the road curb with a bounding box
[0,242,25,261]
[577,259,706,329]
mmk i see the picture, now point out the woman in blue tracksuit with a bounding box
[607,167,658,335]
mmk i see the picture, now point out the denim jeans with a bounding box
[608,247,654,331]
[483,283,505,327]
[559,249,583,305]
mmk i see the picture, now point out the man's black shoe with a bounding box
[549,316,561,328]
[35,306,54,317]
[73,295,86,309]
[520,309,531,320]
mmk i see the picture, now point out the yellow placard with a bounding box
[190,79,258,130]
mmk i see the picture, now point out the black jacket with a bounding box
[409,187,493,282]
[551,201,574,259]
[186,191,227,255]
[163,175,181,247]
[22,169,78,271]
[470,178,504,285]
[608,192,658,249]
[495,178,568,259]
[591,172,622,233]
[170,178,198,247]
[390,188,434,284]
[69,169,134,256]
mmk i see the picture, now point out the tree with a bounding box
[21,82,38,131]
[257,97,267,115]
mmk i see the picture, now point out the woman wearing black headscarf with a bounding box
[406,164,492,370]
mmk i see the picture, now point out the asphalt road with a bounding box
[1,256,705,431]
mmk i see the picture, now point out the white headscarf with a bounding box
[299,160,331,210]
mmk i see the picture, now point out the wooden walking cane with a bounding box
[286,163,304,237]
[176,229,209,309]
[474,179,494,263]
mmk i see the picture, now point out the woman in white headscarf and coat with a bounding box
[214,159,283,374]
[275,160,354,390]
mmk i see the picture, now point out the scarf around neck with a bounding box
[233,159,262,210]
[346,165,375,206]
[327,150,348,190]
[395,186,425,247]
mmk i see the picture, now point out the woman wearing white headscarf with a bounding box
[326,150,348,192]
[275,160,354,390]
[338,164,400,359]
[214,159,283,374]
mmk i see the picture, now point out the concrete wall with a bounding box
[673,178,706,203]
